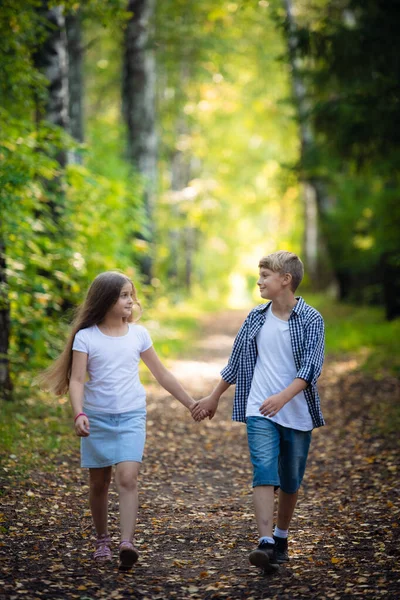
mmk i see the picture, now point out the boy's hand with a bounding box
[190,403,210,422]
[191,396,219,421]
[259,393,287,418]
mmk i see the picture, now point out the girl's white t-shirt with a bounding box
[245,307,313,431]
[72,323,153,414]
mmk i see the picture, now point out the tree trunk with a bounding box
[184,226,196,292]
[66,9,84,157]
[168,149,184,284]
[168,113,192,285]
[382,252,400,320]
[0,237,13,400]
[34,2,69,169]
[33,2,73,312]
[283,0,331,288]
[122,0,157,281]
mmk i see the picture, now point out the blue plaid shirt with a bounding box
[221,297,325,429]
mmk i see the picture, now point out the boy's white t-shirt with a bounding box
[72,323,153,413]
[245,306,313,431]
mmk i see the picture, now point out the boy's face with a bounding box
[257,268,287,300]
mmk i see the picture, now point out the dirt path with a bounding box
[1,310,399,599]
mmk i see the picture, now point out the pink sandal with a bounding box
[118,540,139,571]
[94,534,112,562]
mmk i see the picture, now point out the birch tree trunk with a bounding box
[66,10,84,157]
[283,0,326,286]
[34,2,73,315]
[168,110,192,287]
[34,2,69,169]
[122,0,157,281]
[0,238,13,400]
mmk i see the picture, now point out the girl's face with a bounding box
[109,282,134,319]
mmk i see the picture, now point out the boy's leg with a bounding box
[253,485,275,538]
[89,466,112,536]
[276,489,298,530]
[275,426,312,562]
[247,418,280,572]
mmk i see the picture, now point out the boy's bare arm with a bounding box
[259,378,308,418]
[191,378,231,421]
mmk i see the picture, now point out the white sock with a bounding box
[274,526,288,539]
[259,536,274,545]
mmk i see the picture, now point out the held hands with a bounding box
[74,414,90,437]
[191,395,219,422]
[190,402,210,422]
[259,392,287,418]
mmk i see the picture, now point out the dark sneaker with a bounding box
[273,535,289,563]
[249,541,279,574]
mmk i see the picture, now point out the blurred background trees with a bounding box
[279,0,400,316]
[1,0,399,398]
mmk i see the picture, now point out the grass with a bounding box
[304,293,400,439]
[305,293,400,377]
[0,393,76,476]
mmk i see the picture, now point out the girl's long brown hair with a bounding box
[39,271,141,396]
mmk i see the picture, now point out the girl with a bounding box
[41,271,207,570]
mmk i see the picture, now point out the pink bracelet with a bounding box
[74,412,87,423]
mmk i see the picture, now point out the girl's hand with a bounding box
[191,396,219,421]
[190,402,210,422]
[74,415,90,437]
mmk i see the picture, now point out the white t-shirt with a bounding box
[245,306,313,431]
[72,324,153,413]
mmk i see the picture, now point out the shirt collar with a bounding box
[291,296,305,315]
[255,296,305,316]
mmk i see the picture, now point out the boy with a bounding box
[192,251,325,573]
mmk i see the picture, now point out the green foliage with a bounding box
[0,1,47,114]
[286,0,400,309]
[308,294,400,377]
[0,1,144,390]
[0,108,142,386]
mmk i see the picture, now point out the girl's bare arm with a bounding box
[141,346,200,412]
[69,350,89,436]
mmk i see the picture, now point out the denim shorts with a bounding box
[81,407,146,468]
[246,417,312,494]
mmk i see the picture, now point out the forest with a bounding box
[1,2,400,599]
[1,0,399,399]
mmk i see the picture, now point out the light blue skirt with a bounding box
[81,407,146,468]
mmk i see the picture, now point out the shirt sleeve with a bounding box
[220,315,249,384]
[72,329,89,354]
[296,315,325,386]
[139,326,153,353]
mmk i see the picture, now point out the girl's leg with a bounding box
[114,461,141,542]
[89,467,112,536]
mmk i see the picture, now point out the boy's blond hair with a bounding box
[258,251,304,292]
